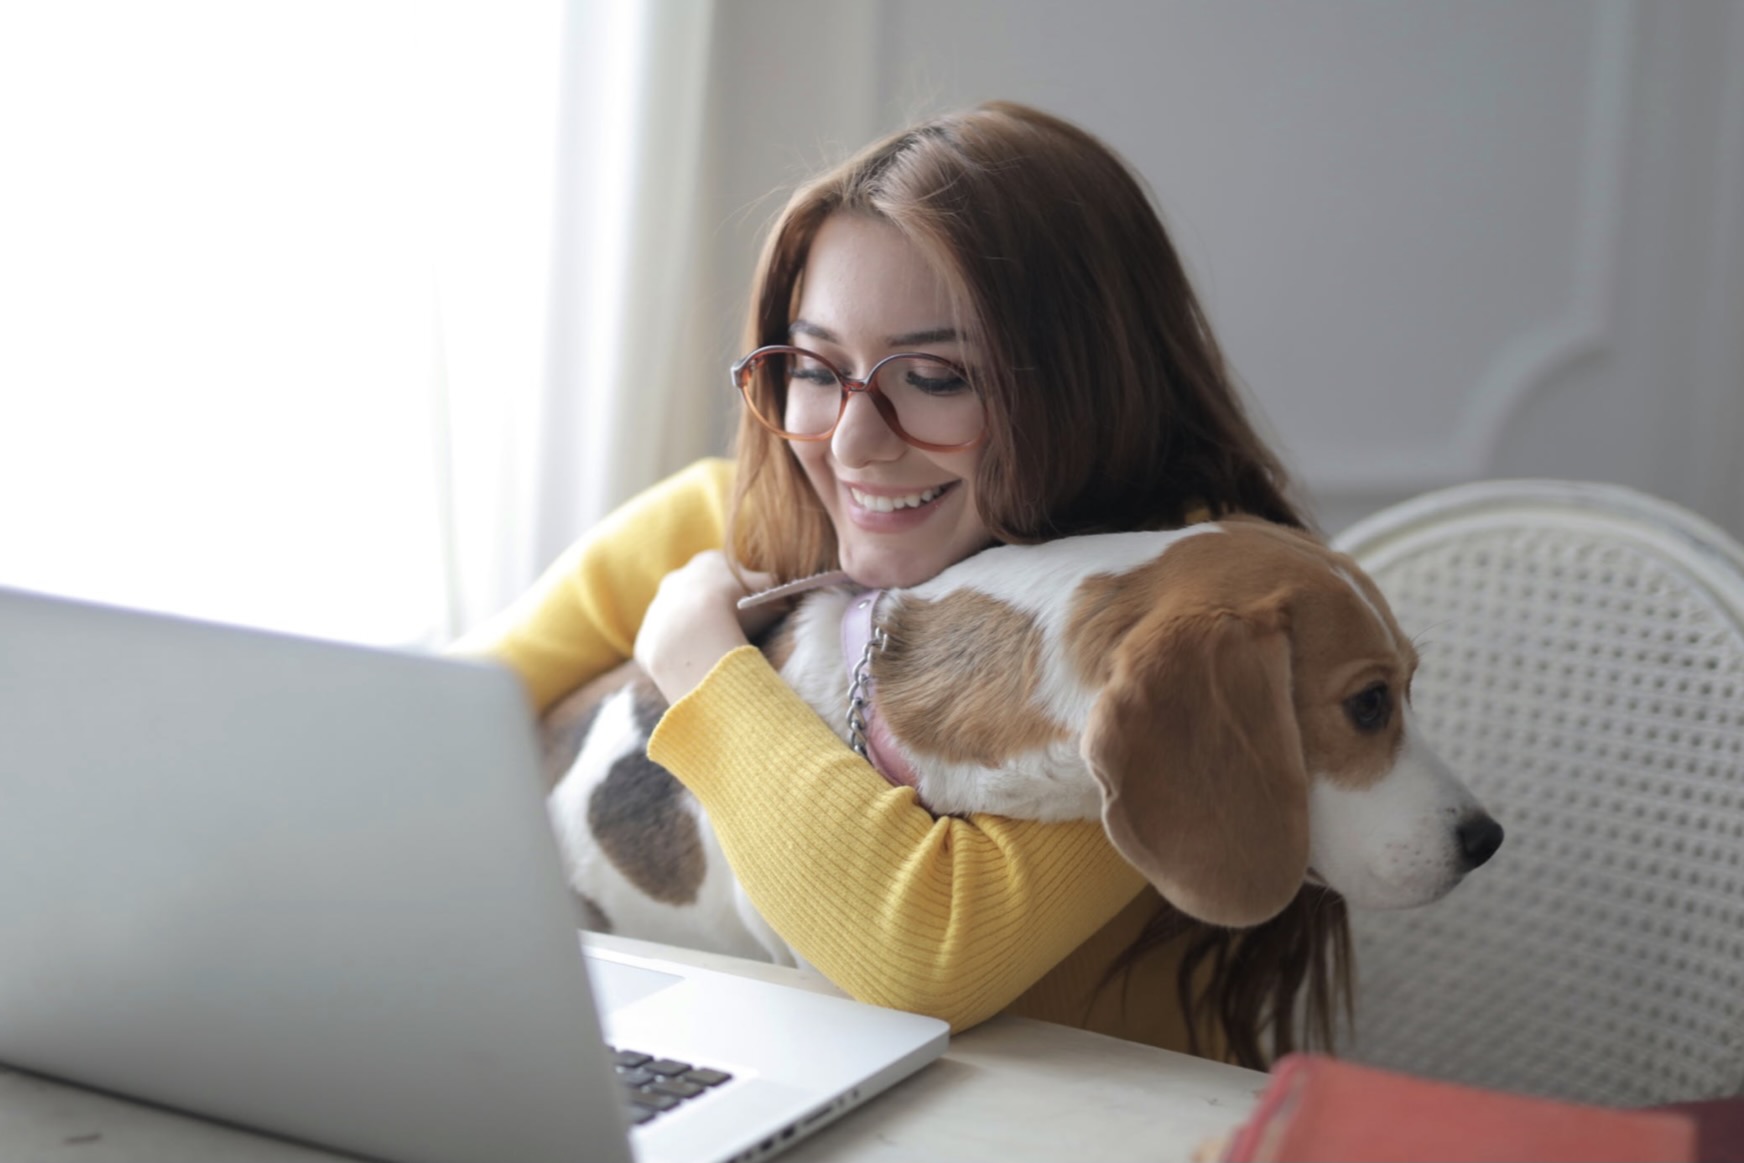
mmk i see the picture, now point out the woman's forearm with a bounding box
[649,646,1147,1031]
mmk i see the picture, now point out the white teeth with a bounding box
[851,485,945,512]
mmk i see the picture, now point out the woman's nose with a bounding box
[831,389,905,466]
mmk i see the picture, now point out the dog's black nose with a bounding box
[1457,815,1504,870]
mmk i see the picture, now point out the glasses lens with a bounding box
[873,355,985,447]
[740,349,841,437]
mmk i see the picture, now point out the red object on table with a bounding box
[1221,1053,1697,1163]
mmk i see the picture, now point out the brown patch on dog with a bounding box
[540,660,646,789]
[585,679,706,906]
[587,747,706,906]
[874,591,1069,766]
[573,891,613,933]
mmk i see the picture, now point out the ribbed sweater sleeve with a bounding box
[649,646,1148,1032]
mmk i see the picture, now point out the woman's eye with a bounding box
[1344,683,1392,732]
[904,369,969,395]
[789,364,838,386]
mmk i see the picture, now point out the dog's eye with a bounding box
[1344,683,1392,732]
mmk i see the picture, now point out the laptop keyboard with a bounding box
[611,1047,735,1126]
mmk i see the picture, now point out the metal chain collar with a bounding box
[845,623,889,760]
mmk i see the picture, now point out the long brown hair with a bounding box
[1103,888,1354,1069]
[727,101,1344,1066]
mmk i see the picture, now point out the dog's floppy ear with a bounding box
[1082,605,1308,928]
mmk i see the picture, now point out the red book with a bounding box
[1221,1054,1697,1163]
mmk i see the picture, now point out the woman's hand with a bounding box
[635,551,786,704]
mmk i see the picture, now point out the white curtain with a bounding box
[0,2,564,648]
[0,1,731,646]
[442,0,725,640]
[422,3,569,643]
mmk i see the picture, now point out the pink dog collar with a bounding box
[840,590,921,792]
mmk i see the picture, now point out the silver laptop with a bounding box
[0,585,947,1163]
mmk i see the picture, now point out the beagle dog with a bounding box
[543,518,1503,965]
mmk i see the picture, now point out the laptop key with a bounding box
[683,1067,733,1087]
[611,1049,651,1069]
[616,1067,654,1088]
[649,1078,705,1099]
[629,1090,681,1112]
[643,1058,692,1077]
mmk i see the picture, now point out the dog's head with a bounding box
[1076,519,1501,928]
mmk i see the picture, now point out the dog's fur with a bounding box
[542,520,1501,1054]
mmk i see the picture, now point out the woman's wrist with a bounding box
[634,550,784,704]
[642,617,750,703]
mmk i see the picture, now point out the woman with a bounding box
[459,101,1347,1067]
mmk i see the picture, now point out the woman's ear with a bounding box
[1081,607,1309,928]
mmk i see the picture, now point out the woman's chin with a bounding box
[838,548,943,591]
[832,500,994,590]
[841,560,922,590]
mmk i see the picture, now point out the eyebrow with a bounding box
[789,319,961,347]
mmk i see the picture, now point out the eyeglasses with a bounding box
[731,345,987,453]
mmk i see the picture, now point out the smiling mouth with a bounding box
[848,482,955,513]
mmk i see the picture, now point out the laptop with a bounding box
[0,585,948,1163]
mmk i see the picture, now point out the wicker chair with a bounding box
[1330,479,1744,1106]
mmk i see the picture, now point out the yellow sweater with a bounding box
[456,459,1205,1053]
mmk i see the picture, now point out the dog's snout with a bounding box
[1457,815,1504,870]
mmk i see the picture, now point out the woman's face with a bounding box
[788,213,992,589]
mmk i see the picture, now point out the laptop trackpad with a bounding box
[586,956,684,1015]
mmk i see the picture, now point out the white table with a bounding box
[0,935,1267,1162]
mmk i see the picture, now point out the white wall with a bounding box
[690,0,1744,540]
